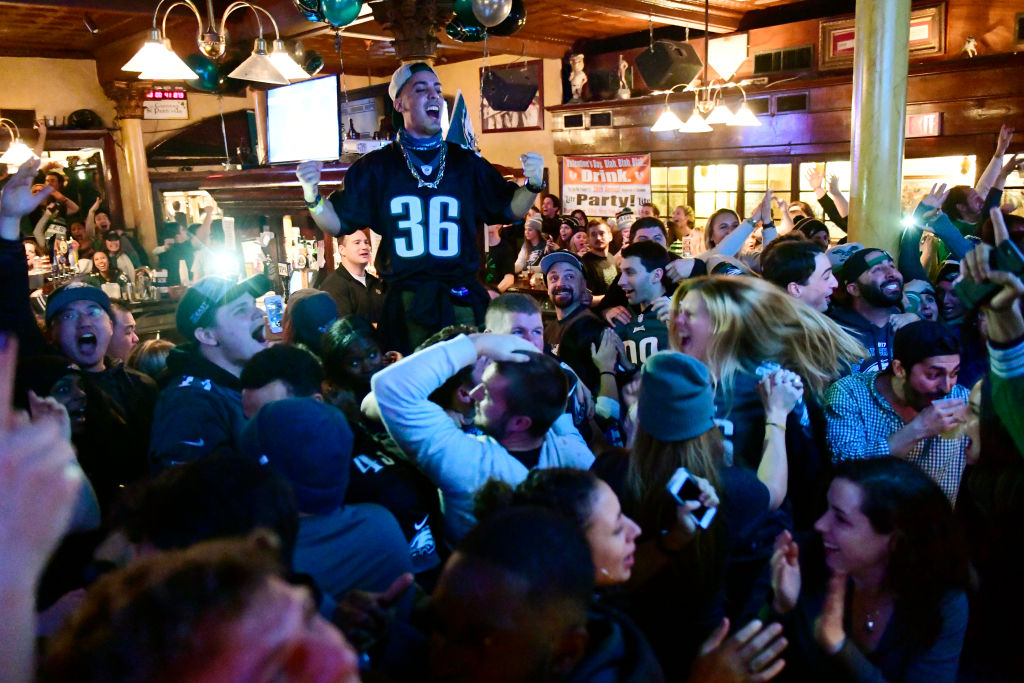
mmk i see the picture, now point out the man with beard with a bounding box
[824,320,969,502]
[149,274,273,470]
[828,248,907,373]
[372,331,593,542]
[541,252,608,392]
[318,229,384,325]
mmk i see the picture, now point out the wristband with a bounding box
[600,371,616,378]
[524,179,546,193]
[766,421,786,431]
[306,194,323,211]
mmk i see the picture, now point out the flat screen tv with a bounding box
[267,75,340,164]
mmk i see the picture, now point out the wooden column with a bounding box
[847,0,911,254]
[104,81,159,255]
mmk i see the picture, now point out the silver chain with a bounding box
[400,139,447,189]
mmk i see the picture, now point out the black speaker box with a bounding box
[482,68,538,112]
[634,40,704,91]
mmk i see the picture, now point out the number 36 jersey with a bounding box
[328,141,520,283]
[613,306,669,370]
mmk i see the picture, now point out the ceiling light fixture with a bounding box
[0,119,36,166]
[123,0,306,85]
[648,0,762,133]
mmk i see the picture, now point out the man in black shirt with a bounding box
[484,223,518,293]
[318,229,384,324]
[296,62,546,352]
[581,220,617,303]
[542,252,607,392]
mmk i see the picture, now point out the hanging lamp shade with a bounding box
[269,40,310,80]
[704,102,734,125]
[728,102,761,127]
[228,38,289,85]
[651,106,685,132]
[679,111,712,133]
[136,39,200,80]
[123,29,169,72]
[0,140,35,166]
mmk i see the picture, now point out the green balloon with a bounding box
[185,53,220,93]
[445,17,487,42]
[453,0,476,24]
[323,0,362,28]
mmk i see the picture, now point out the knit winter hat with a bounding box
[637,351,717,442]
[240,398,353,515]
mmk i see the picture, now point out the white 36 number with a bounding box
[391,195,461,258]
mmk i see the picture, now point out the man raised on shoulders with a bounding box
[296,62,546,352]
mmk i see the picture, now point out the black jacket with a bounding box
[567,601,666,683]
[319,267,385,324]
[149,344,245,471]
[827,305,897,374]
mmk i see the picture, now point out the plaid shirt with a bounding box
[825,371,968,503]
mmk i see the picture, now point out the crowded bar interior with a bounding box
[1,0,1024,680]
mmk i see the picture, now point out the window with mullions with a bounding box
[693,164,739,227]
[744,163,791,223]
[649,166,688,219]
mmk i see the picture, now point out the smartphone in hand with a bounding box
[667,466,717,529]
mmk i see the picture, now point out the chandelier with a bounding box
[649,0,761,134]
[122,0,309,85]
[0,119,35,166]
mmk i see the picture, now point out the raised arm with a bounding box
[85,197,100,239]
[757,370,802,510]
[975,125,1013,198]
[296,160,342,236]
[1,159,54,354]
[509,153,544,219]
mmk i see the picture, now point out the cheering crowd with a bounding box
[1,60,1023,683]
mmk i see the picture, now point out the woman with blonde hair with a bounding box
[669,275,865,529]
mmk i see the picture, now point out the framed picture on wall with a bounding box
[480,60,543,133]
[819,3,945,70]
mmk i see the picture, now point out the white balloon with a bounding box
[472,0,512,27]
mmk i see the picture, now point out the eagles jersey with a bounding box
[613,305,669,369]
[328,141,519,283]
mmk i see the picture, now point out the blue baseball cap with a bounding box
[45,281,113,324]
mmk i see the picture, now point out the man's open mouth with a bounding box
[77,333,97,354]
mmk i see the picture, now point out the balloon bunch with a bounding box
[446,0,526,42]
[293,0,363,29]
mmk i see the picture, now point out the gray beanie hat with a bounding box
[637,351,717,442]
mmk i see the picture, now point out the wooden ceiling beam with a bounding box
[574,0,742,33]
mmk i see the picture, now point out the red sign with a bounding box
[906,112,942,138]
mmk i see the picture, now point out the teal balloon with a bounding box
[323,0,362,28]
[453,0,476,24]
[488,0,525,36]
[445,17,487,42]
[185,53,221,93]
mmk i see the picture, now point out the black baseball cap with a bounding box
[176,274,273,341]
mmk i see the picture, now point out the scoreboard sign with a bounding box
[143,86,189,120]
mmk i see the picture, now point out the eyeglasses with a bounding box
[58,306,107,322]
